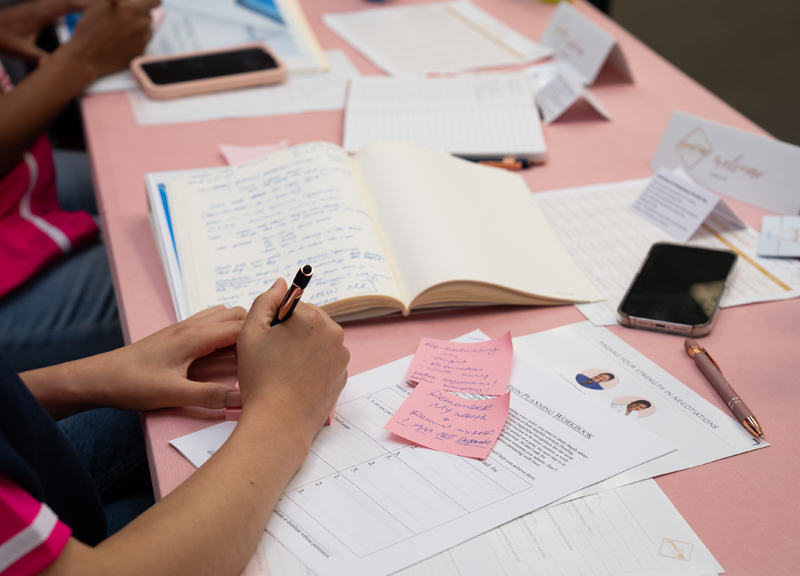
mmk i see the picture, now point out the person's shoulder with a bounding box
[0,476,72,575]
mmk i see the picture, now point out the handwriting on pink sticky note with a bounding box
[405,332,513,395]
[385,381,510,460]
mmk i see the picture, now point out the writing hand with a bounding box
[59,0,160,80]
[236,279,350,444]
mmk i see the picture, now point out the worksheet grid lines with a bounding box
[280,386,533,559]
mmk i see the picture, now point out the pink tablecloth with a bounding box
[82,1,800,573]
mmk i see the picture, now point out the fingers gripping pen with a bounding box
[270,265,313,326]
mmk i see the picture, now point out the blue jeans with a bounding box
[0,150,124,372]
[58,408,155,537]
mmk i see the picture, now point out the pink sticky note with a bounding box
[220,141,290,165]
[405,332,513,395]
[384,381,511,460]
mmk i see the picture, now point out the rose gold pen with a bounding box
[684,339,764,440]
[270,265,313,326]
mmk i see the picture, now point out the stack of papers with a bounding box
[343,73,547,161]
[323,1,552,76]
[172,328,674,576]
[170,323,750,575]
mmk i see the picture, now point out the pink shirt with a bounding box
[0,61,98,297]
[0,477,71,575]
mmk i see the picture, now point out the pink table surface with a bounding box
[82,1,800,573]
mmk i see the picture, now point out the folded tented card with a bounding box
[758,216,800,257]
[405,332,513,395]
[630,167,746,242]
[540,2,632,86]
[651,111,800,215]
[528,63,612,124]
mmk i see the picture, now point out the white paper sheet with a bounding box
[128,50,358,126]
[171,331,673,576]
[532,178,800,325]
[323,1,551,76]
[244,479,720,576]
[513,322,766,504]
[343,74,546,158]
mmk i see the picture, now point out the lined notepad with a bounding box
[343,73,547,160]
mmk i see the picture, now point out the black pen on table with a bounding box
[270,265,313,326]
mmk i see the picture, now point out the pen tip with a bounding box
[759,434,765,440]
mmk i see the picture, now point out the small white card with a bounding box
[651,111,800,215]
[169,421,236,468]
[758,216,800,257]
[528,63,612,123]
[630,167,746,242]
[539,2,632,86]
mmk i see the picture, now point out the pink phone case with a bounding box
[130,42,287,100]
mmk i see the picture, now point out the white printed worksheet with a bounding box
[171,332,673,576]
[246,479,722,576]
[513,321,766,504]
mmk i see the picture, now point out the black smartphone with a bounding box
[140,47,279,85]
[618,243,737,336]
[130,43,287,99]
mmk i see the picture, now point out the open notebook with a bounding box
[147,141,600,322]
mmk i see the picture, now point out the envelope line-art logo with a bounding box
[658,538,694,561]
[675,127,713,169]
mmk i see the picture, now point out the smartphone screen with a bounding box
[141,48,278,85]
[619,244,737,326]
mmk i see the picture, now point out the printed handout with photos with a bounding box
[246,479,723,576]
[171,331,674,576]
[513,321,767,503]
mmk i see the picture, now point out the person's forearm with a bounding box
[19,353,106,419]
[45,405,313,576]
[0,43,97,176]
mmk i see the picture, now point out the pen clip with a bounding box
[687,345,723,374]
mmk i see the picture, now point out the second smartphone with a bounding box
[130,43,287,100]
[618,243,737,337]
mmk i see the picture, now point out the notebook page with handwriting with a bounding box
[167,143,403,315]
[343,73,546,158]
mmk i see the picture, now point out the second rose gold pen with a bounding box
[684,338,764,440]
